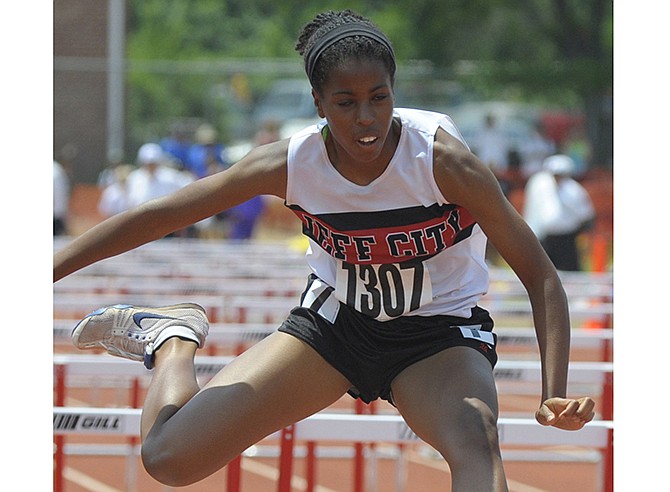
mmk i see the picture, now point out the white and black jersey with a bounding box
[285,108,489,321]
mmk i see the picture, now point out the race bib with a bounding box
[335,261,433,321]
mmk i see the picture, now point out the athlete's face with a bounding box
[313,58,396,173]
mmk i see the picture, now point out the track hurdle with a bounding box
[53,407,614,492]
[53,354,614,491]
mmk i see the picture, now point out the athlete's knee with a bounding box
[141,425,241,487]
[444,397,501,463]
[141,444,207,486]
[466,397,500,444]
[141,438,190,486]
[141,432,221,487]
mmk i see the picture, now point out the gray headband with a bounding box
[304,22,396,83]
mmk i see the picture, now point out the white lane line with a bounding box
[63,466,123,492]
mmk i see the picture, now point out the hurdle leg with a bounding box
[53,364,66,492]
[601,372,614,492]
[354,399,378,492]
[126,377,142,492]
[354,441,365,492]
[306,441,316,492]
[366,441,378,492]
[603,428,614,492]
[277,425,296,492]
[354,400,366,492]
[226,456,242,492]
[395,444,408,492]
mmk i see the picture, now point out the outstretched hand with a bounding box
[535,397,596,431]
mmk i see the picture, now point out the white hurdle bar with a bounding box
[53,406,613,448]
[53,352,614,492]
[52,406,614,492]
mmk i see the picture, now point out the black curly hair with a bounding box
[295,10,396,93]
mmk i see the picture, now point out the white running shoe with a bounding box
[71,303,209,369]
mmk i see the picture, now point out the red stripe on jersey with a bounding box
[290,205,477,264]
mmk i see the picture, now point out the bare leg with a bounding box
[140,337,200,441]
[391,346,508,492]
[140,332,351,487]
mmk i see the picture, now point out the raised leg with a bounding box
[140,332,351,487]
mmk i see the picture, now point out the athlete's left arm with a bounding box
[432,128,595,430]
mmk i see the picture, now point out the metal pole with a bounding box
[107,0,126,162]
[126,377,141,492]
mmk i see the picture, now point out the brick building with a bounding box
[54,0,124,184]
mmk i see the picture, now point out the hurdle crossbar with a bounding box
[52,406,614,492]
[53,406,613,449]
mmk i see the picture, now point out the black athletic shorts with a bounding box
[278,281,498,404]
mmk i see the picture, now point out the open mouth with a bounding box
[358,136,378,145]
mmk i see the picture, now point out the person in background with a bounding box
[160,122,192,170]
[523,154,595,271]
[124,143,194,209]
[254,119,282,146]
[196,122,274,240]
[220,121,281,240]
[125,143,196,237]
[185,123,228,179]
[53,160,70,236]
[473,114,512,197]
[475,114,508,171]
[97,164,135,218]
[97,157,126,189]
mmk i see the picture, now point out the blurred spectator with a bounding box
[224,198,266,240]
[523,154,595,271]
[519,121,556,179]
[254,119,281,146]
[98,157,129,189]
[125,143,194,208]
[197,122,274,240]
[185,123,227,178]
[222,122,283,239]
[97,164,135,218]
[122,143,196,237]
[472,113,514,197]
[53,160,70,236]
[474,114,508,173]
[160,122,192,169]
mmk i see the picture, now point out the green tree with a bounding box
[125,0,612,166]
[402,0,612,166]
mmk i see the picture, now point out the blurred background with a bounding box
[53,0,613,267]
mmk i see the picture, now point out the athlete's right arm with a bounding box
[53,140,289,282]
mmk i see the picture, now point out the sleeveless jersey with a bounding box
[285,108,489,321]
